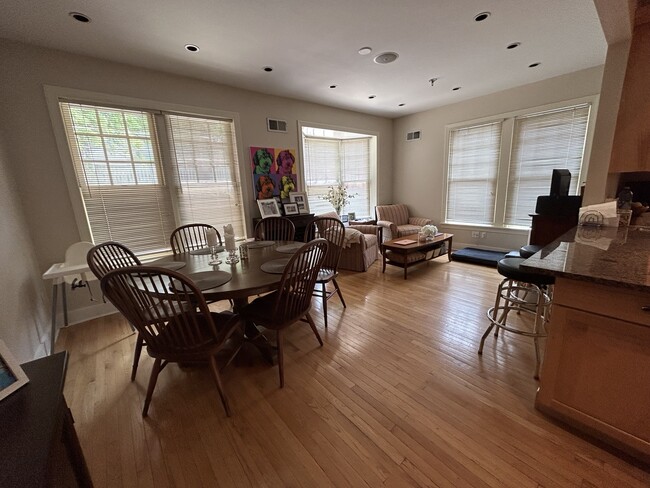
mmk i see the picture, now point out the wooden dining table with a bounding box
[146,240,304,363]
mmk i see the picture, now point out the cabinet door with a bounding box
[536,305,650,461]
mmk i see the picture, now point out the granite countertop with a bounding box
[520,225,650,291]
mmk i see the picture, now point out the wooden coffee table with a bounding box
[381,233,453,279]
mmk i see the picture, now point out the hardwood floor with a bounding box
[57,259,650,487]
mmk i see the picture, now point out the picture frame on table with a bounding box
[257,198,282,219]
[0,340,29,402]
[289,192,310,214]
[340,214,349,224]
[284,202,299,216]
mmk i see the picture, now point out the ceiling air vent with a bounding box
[267,118,287,133]
[406,130,421,141]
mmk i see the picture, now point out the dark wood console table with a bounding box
[0,351,93,487]
[253,213,314,241]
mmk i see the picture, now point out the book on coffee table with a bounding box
[393,239,417,245]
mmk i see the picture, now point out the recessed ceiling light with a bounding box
[474,12,491,22]
[358,47,372,55]
[69,12,91,23]
[452,87,461,91]
[374,52,399,64]
[507,42,521,50]
[398,103,405,107]
[184,44,200,53]
[263,66,273,72]
[329,85,337,89]
[528,62,541,68]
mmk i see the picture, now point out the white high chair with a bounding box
[42,241,96,354]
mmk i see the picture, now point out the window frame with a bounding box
[45,85,250,253]
[442,95,598,231]
[298,120,378,217]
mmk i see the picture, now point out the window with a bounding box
[59,101,245,255]
[301,126,375,216]
[445,102,591,228]
[505,105,590,226]
[446,122,502,225]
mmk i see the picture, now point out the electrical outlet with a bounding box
[480,232,487,238]
[471,231,479,238]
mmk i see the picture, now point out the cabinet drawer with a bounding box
[553,278,650,327]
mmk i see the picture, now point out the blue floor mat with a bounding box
[451,247,507,267]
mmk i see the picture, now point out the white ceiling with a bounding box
[0,0,609,118]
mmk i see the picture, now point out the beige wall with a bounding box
[0,39,394,352]
[392,66,605,251]
[0,127,50,360]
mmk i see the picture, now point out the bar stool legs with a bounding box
[479,274,553,379]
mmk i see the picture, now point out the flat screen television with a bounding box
[550,169,571,196]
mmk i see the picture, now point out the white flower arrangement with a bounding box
[322,184,357,215]
[420,224,438,237]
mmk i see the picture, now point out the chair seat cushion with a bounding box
[396,225,422,236]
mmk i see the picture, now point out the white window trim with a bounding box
[44,85,250,244]
[441,95,599,230]
[297,120,378,216]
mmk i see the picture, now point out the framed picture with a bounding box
[289,192,310,214]
[340,214,349,223]
[284,202,299,216]
[257,198,281,219]
[348,212,356,221]
[0,340,29,402]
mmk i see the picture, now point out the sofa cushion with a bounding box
[396,224,422,237]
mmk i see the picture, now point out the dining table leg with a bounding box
[232,298,275,365]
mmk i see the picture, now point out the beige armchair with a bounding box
[375,204,432,241]
[315,211,381,272]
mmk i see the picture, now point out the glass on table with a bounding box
[209,245,222,265]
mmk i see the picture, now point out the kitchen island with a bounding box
[521,225,650,464]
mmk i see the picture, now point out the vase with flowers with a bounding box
[419,224,439,241]
[322,184,357,216]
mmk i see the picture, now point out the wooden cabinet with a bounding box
[536,278,650,463]
[0,352,93,487]
[253,213,314,242]
[609,6,650,172]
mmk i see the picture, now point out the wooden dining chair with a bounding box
[100,266,243,417]
[254,216,295,241]
[305,217,347,328]
[170,223,221,254]
[87,241,144,381]
[239,238,328,387]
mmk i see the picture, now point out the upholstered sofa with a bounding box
[375,204,432,241]
[317,211,380,271]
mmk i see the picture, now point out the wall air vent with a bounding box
[267,118,288,133]
[406,130,421,141]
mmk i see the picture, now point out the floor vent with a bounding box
[406,130,421,141]
[267,118,288,133]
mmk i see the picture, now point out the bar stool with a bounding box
[519,244,542,258]
[478,257,554,379]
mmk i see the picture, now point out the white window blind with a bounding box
[165,113,246,238]
[505,104,590,227]
[446,121,502,225]
[59,102,176,254]
[303,135,371,216]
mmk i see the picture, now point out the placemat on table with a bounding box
[148,260,186,271]
[170,271,232,291]
[275,242,304,254]
[260,257,291,274]
[246,241,275,249]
